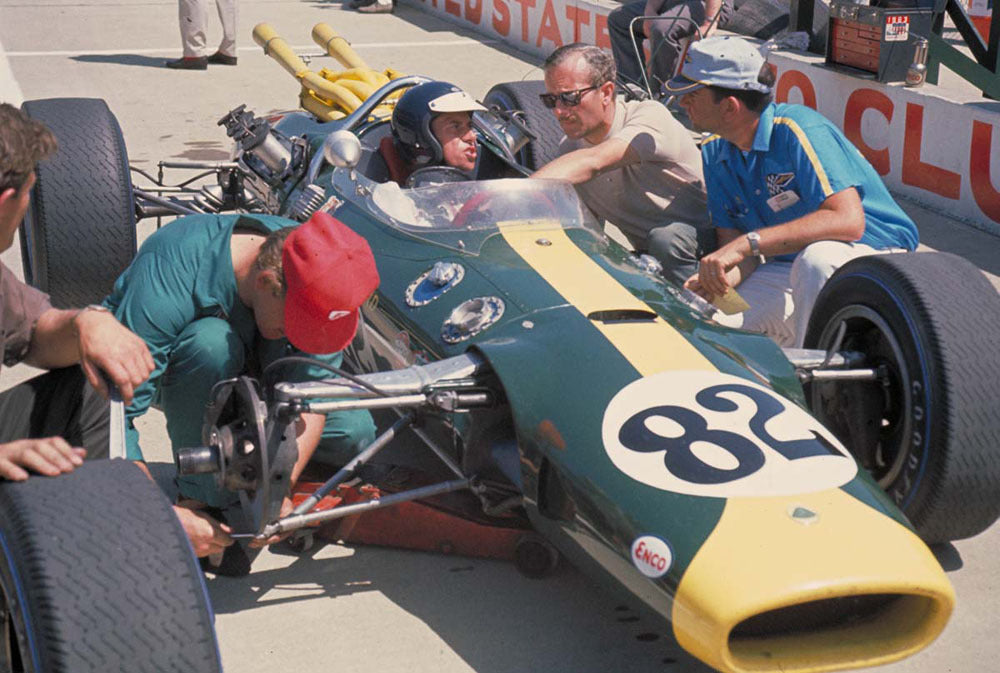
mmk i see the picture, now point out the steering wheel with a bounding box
[451,188,559,229]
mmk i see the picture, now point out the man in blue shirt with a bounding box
[104,210,378,572]
[664,36,918,346]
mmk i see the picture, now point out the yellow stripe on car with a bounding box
[499,223,714,376]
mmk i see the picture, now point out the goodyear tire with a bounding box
[0,461,222,672]
[804,252,1000,543]
[483,81,563,171]
[20,98,136,308]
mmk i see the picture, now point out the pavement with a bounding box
[1,2,999,672]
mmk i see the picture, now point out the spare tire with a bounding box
[804,252,1000,543]
[0,461,222,672]
[483,81,564,171]
[19,98,137,308]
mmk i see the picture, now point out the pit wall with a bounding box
[403,0,1000,236]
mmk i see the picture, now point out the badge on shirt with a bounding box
[767,190,800,212]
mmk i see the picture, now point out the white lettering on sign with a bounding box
[631,535,673,578]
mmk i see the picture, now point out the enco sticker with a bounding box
[631,535,673,579]
[602,371,857,497]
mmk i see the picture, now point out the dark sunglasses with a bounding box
[538,85,598,109]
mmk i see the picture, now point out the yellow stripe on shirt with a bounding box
[774,117,834,197]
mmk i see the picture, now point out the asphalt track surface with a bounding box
[1,2,999,671]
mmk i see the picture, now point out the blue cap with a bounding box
[664,36,771,94]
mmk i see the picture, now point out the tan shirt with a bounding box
[1,261,51,376]
[560,98,707,245]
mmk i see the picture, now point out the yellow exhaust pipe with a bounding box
[252,22,310,79]
[312,22,368,70]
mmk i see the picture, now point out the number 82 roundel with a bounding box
[601,371,857,498]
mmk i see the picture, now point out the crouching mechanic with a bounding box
[0,103,153,481]
[380,80,486,186]
[102,210,379,575]
[666,36,918,346]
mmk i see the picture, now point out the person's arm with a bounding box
[532,138,637,184]
[24,306,153,404]
[250,411,325,548]
[689,188,864,298]
[698,0,724,38]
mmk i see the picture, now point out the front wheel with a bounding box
[804,252,1000,543]
[0,461,222,672]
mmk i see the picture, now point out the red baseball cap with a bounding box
[282,212,379,354]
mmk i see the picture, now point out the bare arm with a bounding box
[686,188,865,298]
[532,138,637,184]
[699,0,724,37]
[250,411,326,548]
[25,307,154,404]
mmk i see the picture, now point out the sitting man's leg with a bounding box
[0,366,110,459]
[646,220,716,286]
[788,240,882,348]
[712,261,796,346]
[609,0,653,88]
[647,0,705,86]
[158,317,246,508]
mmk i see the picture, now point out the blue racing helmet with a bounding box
[391,81,485,166]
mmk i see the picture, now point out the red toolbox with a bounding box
[827,0,943,82]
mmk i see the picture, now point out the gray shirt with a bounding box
[559,98,707,245]
[1,262,51,376]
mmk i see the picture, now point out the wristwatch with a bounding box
[746,231,766,264]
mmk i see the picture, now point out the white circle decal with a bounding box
[631,535,673,578]
[602,371,857,497]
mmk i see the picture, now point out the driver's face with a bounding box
[431,111,478,172]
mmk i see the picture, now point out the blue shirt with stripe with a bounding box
[701,102,918,259]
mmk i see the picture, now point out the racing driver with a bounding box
[380,80,486,186]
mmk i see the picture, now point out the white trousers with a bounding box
[178,0,237,58]
[713,240,888,348]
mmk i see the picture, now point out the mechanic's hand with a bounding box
[172,504,234,557]
[249,496,295,549]
[74,309,154,405]
[693,242,746,299]
[0,438,85,481]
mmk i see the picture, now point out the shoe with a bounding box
[357,0,394,12]
[348,0,375,7]
[207,51,238,66]
[165,56,208,70]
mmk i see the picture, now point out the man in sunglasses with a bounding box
[532,43,709,286]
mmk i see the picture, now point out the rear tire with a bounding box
[804,252,1000,542]
[0,461,222,672]
[19,98,136,308]
[483,81,563,171]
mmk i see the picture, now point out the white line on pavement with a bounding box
[2,39,499,58]
[0,37,25,105]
